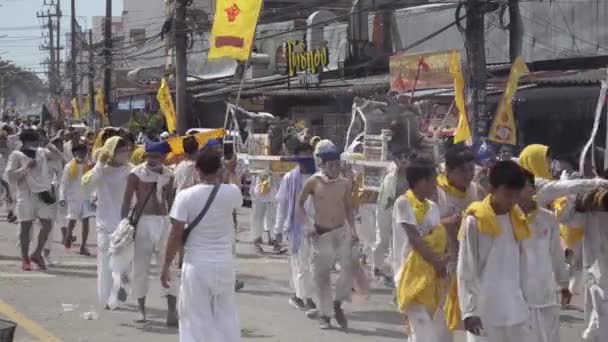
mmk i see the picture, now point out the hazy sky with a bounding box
[0,0,124,74]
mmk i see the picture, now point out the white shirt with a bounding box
[173,159,199,193]
[436,182,482,217]
[85,163,131,233]
[171,183,242,264]
[521,208,568,307]
[6,148,53,200]
[59,162,88,203]
[457,214,529,327]
[392,195,441,285]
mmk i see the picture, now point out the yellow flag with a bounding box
[449,50,471,144]
[208,0,263,61]
[71,98,81,120]
[82,95,90,115]
[156,78,177,133]
[488,57,529,145]
[95,87,110,126]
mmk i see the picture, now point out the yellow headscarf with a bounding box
[130,145,146,166]
[519,144,553,180]
[396,191,448,315]
[437,173,467,199]
[82,136,123,186]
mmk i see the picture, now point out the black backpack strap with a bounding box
[183,184,221,244]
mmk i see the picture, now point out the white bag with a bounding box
[109,218,136,255]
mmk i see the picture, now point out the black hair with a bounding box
[72,143,88,155]
[182,136,198,155]
[406,157,437,187]
[489,160,527,190]
[445,144,475,170]
[100,128,120,146]
[121,130,135,145]
[294,142,314,155]
[19,129,39,144]
[521,167,535,186]
[196,148,223,175]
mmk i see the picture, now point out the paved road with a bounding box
[0,208,586,341]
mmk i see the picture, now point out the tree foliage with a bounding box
[0,59,46,101]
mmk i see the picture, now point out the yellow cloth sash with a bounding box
[437,173,467,200]
[553,197,584,248]
[67,160,90,181]
[519,144,553,180]
[397,191,447,314]
[405,190,430,224]
[130,145,146,166]
[258,175,271,195]
[446,195,531,330]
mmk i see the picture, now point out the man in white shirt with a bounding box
[82,136,132,309]
[173,136,199,194]
[458,160,535,342]
[161,148,243,342]
[6,129,59,271]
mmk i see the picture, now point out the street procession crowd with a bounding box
[4,114,608,342]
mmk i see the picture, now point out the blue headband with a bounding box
[205,139,221,148]
[316,151,340,162]
[145,141,171,154]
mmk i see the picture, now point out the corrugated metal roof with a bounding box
[522,68,607,85]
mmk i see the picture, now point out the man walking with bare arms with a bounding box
[298,139,357,330]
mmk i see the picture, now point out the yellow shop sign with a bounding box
[286,40,329,77]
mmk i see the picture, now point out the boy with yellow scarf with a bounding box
[395,157,452,341]
[518,168,570,342]
[458,160,534,342]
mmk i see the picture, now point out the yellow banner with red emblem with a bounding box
[488,57,529,145]
[208,0,263,61]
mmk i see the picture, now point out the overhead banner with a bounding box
[449,51,471,144]
[208,0,263,61]
[389,50,455,93]
[488,57,529,145]
[157,78,177,133]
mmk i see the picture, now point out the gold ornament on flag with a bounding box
[156,78,177,133]
[208,0,263,61]
[488,57,529,145]
[71,98,81,120]
[449,50,471,144]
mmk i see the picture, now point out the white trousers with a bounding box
[530,306,560,342]
[250,201,277,240]
[583,284,608,341]
[466,321,535,342]
[97,229,122,306]
[373,205,393,273]
[357,203,377,259]
[406,304,452,342]
[132,215,178,299]
[289,237,313,300]
[310,227,355,317]
[179,261,240,342]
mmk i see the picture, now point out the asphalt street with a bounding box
[0,208,587,341]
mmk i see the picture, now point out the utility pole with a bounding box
[464,0,489,136]
[38,10,56,96]
[508,0,523,61]
[103,0,112,120]
[70,0,77,97]
[55,0,61,95]
[88,29,95,117]
[175,0,188,134]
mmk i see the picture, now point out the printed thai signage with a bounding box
[389,49,456,93]
[285,40,329,77]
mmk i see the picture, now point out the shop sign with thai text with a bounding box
[285,40,329,77]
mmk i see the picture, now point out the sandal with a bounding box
[30,255,47,271]
[22,260,32,271]
[79,248,92,257]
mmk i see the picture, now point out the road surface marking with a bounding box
[0,273,56,279]
[0,298,63,342]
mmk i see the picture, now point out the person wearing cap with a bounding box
[120,140,178,325]
[297,139,357,330]
[160,131,170,140]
